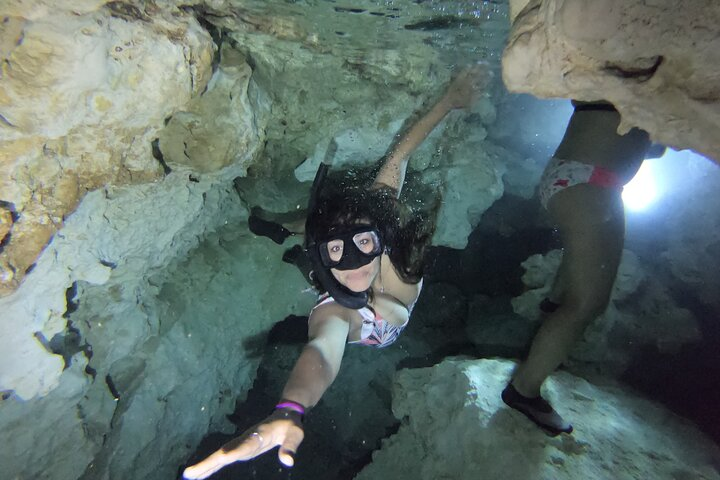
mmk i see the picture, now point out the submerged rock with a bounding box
[0,3,215,297]
[356,358,720,480]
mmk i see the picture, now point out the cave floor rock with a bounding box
[355,358,720,480]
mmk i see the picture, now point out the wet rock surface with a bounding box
[0,2,215,296]
[356,358,720,480]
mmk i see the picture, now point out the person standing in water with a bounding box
[502,101,664,435]
[183,65,490,479]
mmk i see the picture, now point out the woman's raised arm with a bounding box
[373,65,490,196]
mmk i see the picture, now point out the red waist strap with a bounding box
[588,166,622,189]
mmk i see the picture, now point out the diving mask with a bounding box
[318,226,383,270]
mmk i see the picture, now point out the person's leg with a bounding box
[537,157,571,313]
[261,207,308,230]
[505,184,625,433]
[248,207,307,244]
[540,249,572,312]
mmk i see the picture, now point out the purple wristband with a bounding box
[275,401,306,415]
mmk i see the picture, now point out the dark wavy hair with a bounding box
[305,169,439,288]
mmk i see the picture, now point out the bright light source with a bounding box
[623,161,657,211]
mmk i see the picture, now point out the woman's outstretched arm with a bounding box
[373,65,490,196]
[280,304,350,408]
[182,305,350,479]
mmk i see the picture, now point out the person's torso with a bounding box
[345,253,421,343]
[554,108,651,184]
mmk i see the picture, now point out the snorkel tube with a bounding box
[305,163,369,309]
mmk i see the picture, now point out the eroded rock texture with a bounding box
[0,212,315,479]
[0,2,214,296]
[503,0,720,164]
[0,0,277,401]
[356,358,720,480]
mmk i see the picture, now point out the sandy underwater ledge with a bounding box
[355,358,720,480]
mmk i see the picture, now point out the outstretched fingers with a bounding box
[182,430,276,479]
[182,450,230,480]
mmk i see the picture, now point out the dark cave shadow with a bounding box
[396,341,482,370]
[618,198,720,447]
[621,343,720,445]
[181,313,399,480]
[241,314,310,360]
[424,197,557,298]
[620,280,720,446]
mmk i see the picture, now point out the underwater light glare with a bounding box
[622,161,657,211]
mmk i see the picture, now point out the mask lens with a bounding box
[326,239,344,263]
[353,231,380,255]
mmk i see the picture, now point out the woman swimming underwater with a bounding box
[183,65,489,479]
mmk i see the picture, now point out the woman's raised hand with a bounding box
[442,63,492,110]
[182,409,304,479]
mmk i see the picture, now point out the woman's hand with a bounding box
[182,409,304,479]
[441,63,492,110]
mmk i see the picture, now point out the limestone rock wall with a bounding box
[159,43,269,174]
[356,358,720,480]
[0,30,280,472]
[503,0,720,164]
[0,1,214,296]
[0,1,288,477]
[0,202,315,480]
[0,0,278,401]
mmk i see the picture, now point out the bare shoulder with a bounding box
[308,301,354,338]
[376,254,423,307]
